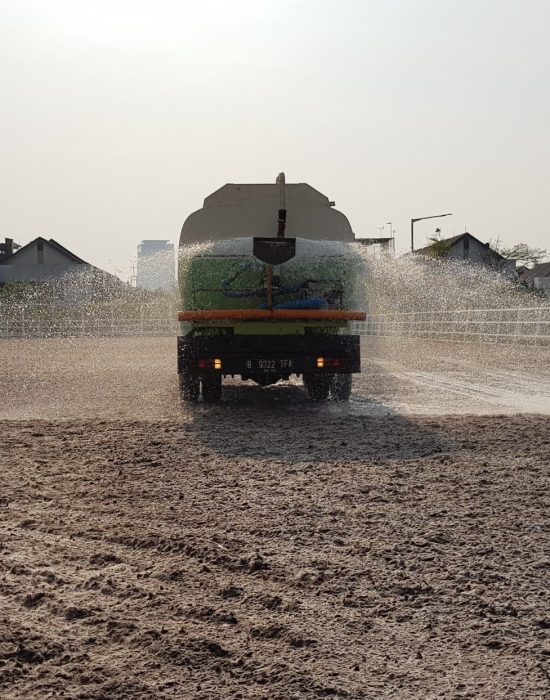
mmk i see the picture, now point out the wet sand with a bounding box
[0,336,549,420]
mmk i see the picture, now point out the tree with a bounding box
[492,242,547,267]
[426,231,451,258]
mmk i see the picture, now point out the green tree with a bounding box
[493,242,547,266]
[426,232,450,258]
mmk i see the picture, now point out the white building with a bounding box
[136,240,175,291]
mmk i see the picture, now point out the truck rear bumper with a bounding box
[178,309,366,322]
[177,334,361,376]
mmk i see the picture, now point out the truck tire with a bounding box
[202,375,222,403]
[330,373,352,402]
[179,372,200,402]
[303,373,331,402]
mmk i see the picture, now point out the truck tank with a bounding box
[177,174,366,403]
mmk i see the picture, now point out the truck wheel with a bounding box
[202,375,222,403]
[179,372,200,402]
[303,373,331,402]
[331,373,352,402]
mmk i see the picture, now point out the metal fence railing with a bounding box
[1,305,549,343]
[351,307,550,343]
[0,316,176,338]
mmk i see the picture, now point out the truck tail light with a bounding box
[317,357,342,369]
[197,359,223,370]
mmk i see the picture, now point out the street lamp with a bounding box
[410,213,452,252]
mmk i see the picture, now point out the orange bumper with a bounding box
[177,309,366,322]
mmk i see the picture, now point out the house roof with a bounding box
[413,232,506,259]
[521,261,550,282]
[0,237,88,265]
[413,232,467,255]
[47,238,88,264]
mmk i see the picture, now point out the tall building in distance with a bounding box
[136,240,175,291]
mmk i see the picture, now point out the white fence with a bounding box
[352,307,550,343]
[0,315,176,338]
[1,306,549,343]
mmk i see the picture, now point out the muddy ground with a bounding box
[1,337,549,699]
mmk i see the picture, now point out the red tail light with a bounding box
[196,359,222,370]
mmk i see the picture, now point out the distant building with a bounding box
[519,261,550,296]
[0,236,90,283]
[413,232,516,275]
[136,240,175,291]
[355,237,395,257]
[0,236,124,296]
[0,238,21,262]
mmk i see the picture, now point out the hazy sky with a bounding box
[2,0,549,279]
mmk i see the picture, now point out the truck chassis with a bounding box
[177,333,361,403]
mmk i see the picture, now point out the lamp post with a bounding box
[386,222,395,256]
[410,213,452,252]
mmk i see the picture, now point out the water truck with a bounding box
[177,173,366,402]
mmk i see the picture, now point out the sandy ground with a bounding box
[0,336,549,420]
[1,337,549,699]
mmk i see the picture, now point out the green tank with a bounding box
[179,237,361,314]
[177,174,365,403]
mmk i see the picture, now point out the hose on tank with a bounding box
[220,261,263,298]
[258,298,328,310]
[220,262,333,310]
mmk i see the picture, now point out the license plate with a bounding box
[245,358,294,372]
